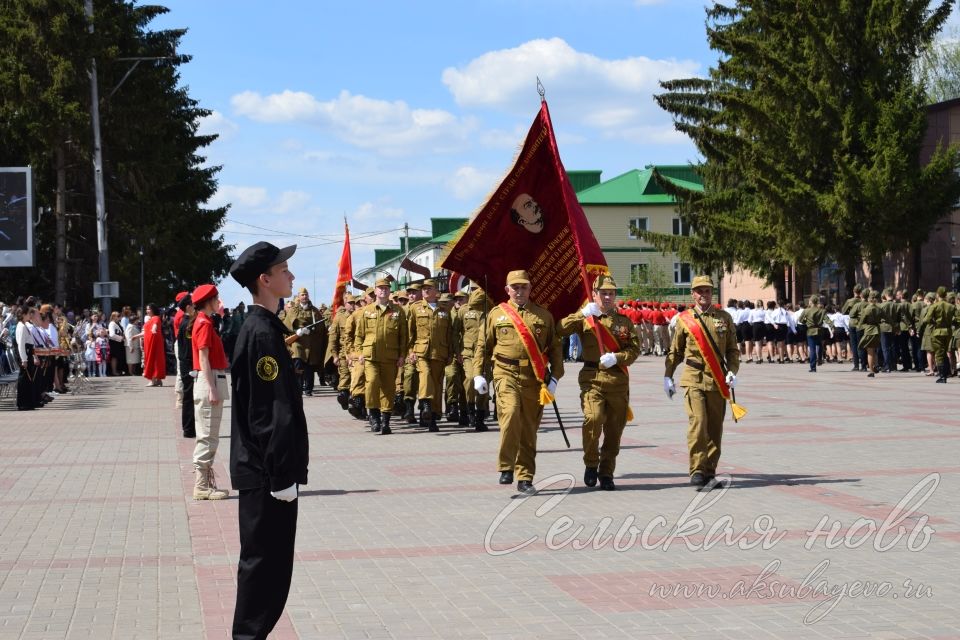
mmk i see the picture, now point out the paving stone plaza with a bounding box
[1,359,958,639]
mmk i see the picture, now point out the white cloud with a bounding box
[231,89,476,155]
[351,200,405,222]
[196,110,238,140]
[446,166,501,201]
[207,185,267,209]
[274,190,312,214]
[206,185,315,214]
[441,38,699,133]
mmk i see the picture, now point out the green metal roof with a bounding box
[567,170,603,193]
[430,217,469,238]
[374,248,403,265]
[577,165,703,205]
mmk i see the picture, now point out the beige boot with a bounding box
[193,468,228,500]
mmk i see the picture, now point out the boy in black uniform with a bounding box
[229,241,309,640]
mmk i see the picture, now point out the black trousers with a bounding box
[232,487,298,640]
[17,361,37,410]
[301,363,314,393]
[180,373,195,434]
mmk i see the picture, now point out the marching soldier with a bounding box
[473,270,564,495]
[346,288,374,419]
[407,279,454,431]
[841,284,863,371]
[328,293,355,409]
[283,287,323,396]
[401,284,422,423]
[663,275,740,489]
[352,278,408,434]
[443,291,468,424]
[456,287,493,431]
[928,286,956,383]
[559,274,639,491]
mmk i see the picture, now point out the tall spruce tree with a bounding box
[647,0,960,295]
[0,1,231,308]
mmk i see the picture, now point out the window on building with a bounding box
[630,263,649,284]
[674,262,691,285]
[628,217,649,239]
[672,217,691,236]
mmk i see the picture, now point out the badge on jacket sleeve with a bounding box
[256,356,279,381]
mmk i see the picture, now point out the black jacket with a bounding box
[176,315,193,378]
[230,304,309,491]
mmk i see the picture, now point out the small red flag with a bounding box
[331,221,352,314]
[440,101,607,318]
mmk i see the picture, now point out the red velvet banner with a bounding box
[331,222,352,314]
[440,101,607,319]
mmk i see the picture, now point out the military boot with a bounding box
[347,395,360,417]
[370,408,382,432]
[380,412,392,435]
[447,402,460,424]
[393,391,405,415]
[475,407,489,432]
[359,397,368,420]
[458,402,471,427]
[404,399,416,424]
[936,362,949,383]
[337,390,350,410]
[423,400,439,432]
[193,468,228,500]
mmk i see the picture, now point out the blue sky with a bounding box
[148,0,956,307]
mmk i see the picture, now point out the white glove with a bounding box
[599,352,618,369]
[473,375,488,395]
[271,483,298,502]
[725,371,737,389]
[581,302,602,317]
[296,327,311,337]
[663,377,676,399]
[547,377,558,395]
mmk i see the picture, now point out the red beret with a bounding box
[175,291,189,302]
[191,284,219,306]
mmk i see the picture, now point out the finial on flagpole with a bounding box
[536,77,545,102]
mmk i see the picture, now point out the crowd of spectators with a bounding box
[1,295,248,410]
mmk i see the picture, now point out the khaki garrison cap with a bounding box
[506,270,531,285]
[594,274,618,291]
[691,275,714,289]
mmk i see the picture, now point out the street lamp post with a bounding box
[139,244,144,314]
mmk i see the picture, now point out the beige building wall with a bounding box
[582,203,694,298]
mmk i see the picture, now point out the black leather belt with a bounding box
[685,358,704,371]
[582,360,599,369]
[495,354,529,367]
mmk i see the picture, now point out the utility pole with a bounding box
[404,222,409,254]
[85,0,110,315]
[55,146,67,306]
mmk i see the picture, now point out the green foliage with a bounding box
[0,0,232,307]
[652,0,960,291]
[621,259,673,302]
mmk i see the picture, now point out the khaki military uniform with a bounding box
[328,307,351,392]
[475,300,564,482]
[664,307,739,478]
[456,289,492,425]
[443,302,466,416]
[559,307,639,477]
[407,299,454,415]
[353,302,408,412]
[283,303,325,388]
[346,307,366,401]
[927,299,955,375]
